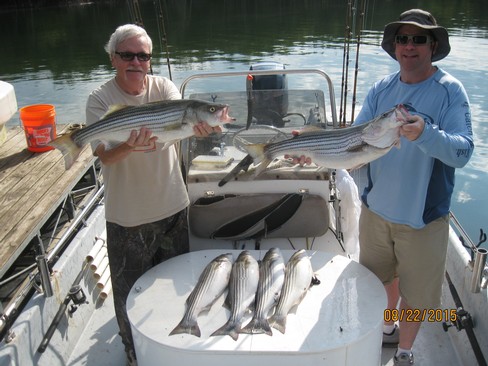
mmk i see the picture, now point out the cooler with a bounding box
[127,250,386,366]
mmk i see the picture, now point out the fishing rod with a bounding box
[37,262,90,353]
[444,271,487,366]
[350,0,366,124]
[126,0,144,27]
[126,0,155,76]
[246,74,254,130]
[155,0,173,81]
[126,0,173,80]
[339,0,353,126]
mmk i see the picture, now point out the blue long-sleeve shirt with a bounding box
[354,68,474,228]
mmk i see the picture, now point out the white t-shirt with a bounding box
[86,75,190,227]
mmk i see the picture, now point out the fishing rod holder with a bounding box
[470,247,487,293]
[35,255,53,297]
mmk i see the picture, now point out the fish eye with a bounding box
[209,107,216,112]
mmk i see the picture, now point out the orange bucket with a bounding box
[19,104,57,152]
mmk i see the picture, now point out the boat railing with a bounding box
[449,211,488,292]
[0,184,105,343]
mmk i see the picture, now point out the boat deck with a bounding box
[0,123,465,365]
[66,281,462,366]
[0,126,98,279]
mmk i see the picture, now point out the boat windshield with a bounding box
[190,89,327,129]
[184,89,329,183]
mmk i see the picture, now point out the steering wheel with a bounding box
[232,125,289,153]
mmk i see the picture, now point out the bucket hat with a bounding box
[381,9,450,62]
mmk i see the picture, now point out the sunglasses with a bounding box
[395,34,433,45]
[115,51,152,62]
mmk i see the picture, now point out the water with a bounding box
[1,0,487,247]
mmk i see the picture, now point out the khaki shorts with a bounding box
[359,205,449,309]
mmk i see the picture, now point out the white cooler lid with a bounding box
[127,250,386,366]
[0,80,18,126]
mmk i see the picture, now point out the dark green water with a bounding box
[1,0,487,246]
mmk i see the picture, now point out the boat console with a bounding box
[179,67,349,254]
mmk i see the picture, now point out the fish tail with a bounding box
[268,315,287,334]
[169,319,201,337]
[240,318,273,336]
[254,157,272,176]
[244,143,266,162]
[48,132,82,169]
[244,143,272,176]
[210,321,239,341]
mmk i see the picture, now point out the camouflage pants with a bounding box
[105,209,189,356]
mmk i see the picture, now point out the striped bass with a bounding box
[169,253,233,338]
[218,104,409,186]
[49,99,235,169]
[240,248,285,336]
[210,250,259,341]
[268,249,314,334]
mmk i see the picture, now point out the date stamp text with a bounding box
[384,308,457,323]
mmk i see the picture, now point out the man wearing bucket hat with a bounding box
[353,9,474,365]
[86,24,218,366]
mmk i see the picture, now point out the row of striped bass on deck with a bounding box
[48,99,235,169]
[169,248,319,341]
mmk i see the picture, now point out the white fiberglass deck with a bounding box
[127,250,386,366]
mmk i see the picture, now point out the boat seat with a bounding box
[189,193,329,240]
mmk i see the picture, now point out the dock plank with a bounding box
[0,126,97,278]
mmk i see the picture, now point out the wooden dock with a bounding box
[0,126,98,278]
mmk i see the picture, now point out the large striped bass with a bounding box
[210,250,259,341]
[218,104,409,186]
[240,247,285,336]
[169,253,233,338]
[49,99,234,169]
[268,249,314,334]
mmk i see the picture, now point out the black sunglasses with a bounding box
[395,35,433,45]
[115,51,152,62]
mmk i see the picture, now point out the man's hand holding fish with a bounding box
[399,114,425,141]
[193,121,222,136]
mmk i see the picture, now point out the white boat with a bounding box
[0,65,486,366]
